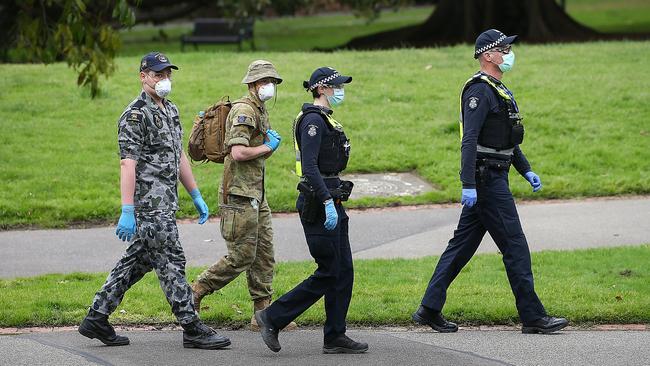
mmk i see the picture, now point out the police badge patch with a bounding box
[307,125,318,137]
[468,97,479,109]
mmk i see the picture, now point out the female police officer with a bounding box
[254,67,368,354]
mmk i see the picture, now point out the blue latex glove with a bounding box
[264,129,281,151]
[323,199,338,231]
[461,188,477,207]
[190,188,209,224]
[525,171,542,192]
[115,204,136,242]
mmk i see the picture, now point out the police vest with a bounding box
[293,109,350,177]
[459,72,524,151]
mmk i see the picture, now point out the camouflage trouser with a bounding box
[91,211,198,325]
[196,193,275,300]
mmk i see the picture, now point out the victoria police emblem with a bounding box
[468,97,479,109]
[307,125,318,137]
[468,97,478,109]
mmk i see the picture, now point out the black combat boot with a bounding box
[412,305,459,333]
[254,309,281,352]
[522,316,569,334]
[323,334,369,354]
[182,320,231,349]
[78,309,130,346]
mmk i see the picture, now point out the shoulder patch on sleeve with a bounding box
[234,114,254,127]
[126,110,143,123]
[468,96,479,109]
[307,124,318,137]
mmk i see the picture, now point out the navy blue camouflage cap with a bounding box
[303,67,352,91]
[140,52,178,72]
[474,29,518,59]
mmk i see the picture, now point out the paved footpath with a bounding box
[1,197,649,278]
[1,197,649,365]
[1,327,649,366]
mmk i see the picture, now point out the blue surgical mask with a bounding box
[326,88,345,107]
[498,51,515,72]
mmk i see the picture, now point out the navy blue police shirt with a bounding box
[296,103,340,202]
[460,78,531,189]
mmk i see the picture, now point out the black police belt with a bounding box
[329,180,354,202]
[320,172,340,179]
[297,179,354,202]
[476,157,511,171]
[296,179,354,223]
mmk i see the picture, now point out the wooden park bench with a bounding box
[181,18,255,51]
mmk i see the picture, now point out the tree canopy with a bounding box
[4,0,641,97]
[2,0,136,98]
[2,0,409,98]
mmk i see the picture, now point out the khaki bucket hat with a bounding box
[241,60,283,84]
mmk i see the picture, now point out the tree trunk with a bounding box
[338,0,648,50]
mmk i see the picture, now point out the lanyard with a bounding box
[500,85,519,113]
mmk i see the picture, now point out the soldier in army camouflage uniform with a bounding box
[78,52,231,350]
[191,60,296,330]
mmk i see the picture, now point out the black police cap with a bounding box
[303,67,352,91]
[140,52,178,72]
[474,29,518,59]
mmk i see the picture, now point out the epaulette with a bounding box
[131,100,146,110]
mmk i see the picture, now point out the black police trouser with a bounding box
[265,193,354,342]
[421,168,547,323]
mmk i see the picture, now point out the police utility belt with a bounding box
[296,178,354,223]
[475,140,514,171]
[477,157,511,171]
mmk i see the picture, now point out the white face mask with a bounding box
[258,83,275,102]
[154,78,172,98]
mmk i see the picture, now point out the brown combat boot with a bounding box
[250,297,298,331]
[191,281,211,314]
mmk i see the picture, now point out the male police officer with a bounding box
[254,67,367,354]
[191,60,296,331]
[413,30,568,334]
[78,52,230,349]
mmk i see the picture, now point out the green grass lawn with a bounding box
[568,0,650,33]
[117,1,650,56]
[0,245,648,328]
[1,41,649,228]
[119,7,434,55]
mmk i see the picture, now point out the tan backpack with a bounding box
[188,97,259,164]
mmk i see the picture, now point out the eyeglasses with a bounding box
[324,84,344,89]
[489,45,512,54]
[147,70,172,80]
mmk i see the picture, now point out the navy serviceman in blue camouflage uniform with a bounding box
[413,30,568,334]
[78,52,231,349]
[255,67,368,354]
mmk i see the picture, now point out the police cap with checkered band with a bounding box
[474,29,518,59]
[303,67,352,91]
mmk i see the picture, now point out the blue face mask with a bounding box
[326,88,345,107]
[498,51,515,72]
